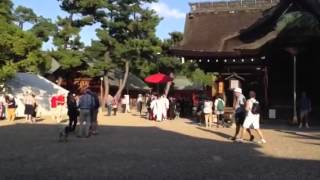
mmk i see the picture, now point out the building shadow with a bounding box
[196,127,231,140]
[0,123,319,179]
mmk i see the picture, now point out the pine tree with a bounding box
[101,0,161,100]
[0,0,51,82]
[0,0,13,23]
[51,0,89,73]
[14,5,37,29]
[81,0,161,102]
[30,16,57,42]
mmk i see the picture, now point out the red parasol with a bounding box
[144,73,173,84]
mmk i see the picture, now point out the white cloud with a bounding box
[149,2,185,19]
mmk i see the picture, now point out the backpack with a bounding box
[251,100,260,115]
[217,99,224,111]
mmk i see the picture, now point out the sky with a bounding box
[12,0,207,49]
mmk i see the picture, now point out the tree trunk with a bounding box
[114,60,129,101]
[103,51,111,109]
[164,81,172,96]
[104,73,109,100]
[164,73,174,96]
[102,73,109,111]
[64,13,73,49]
[19,22,23,29]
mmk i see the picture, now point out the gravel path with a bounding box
[0,112,319,180]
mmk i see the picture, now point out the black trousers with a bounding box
[68,112,78,132]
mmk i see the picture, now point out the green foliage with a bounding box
[0,20,41,62]
[0,0,13,23]
[0,17,48,81]
[82,0,162,80]
[52,0,93,72]
[51,49,83,70]
[0,62,16,81]
[30,17,57,42]
[17,51,51,73]
[191,68,215,87]
[14,5,37,29]
[277,11,320,37]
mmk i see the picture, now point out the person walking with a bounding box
[203,97,213,128]
[78,89,94,138]
[238,91,266,144]
[31,94,37,122]
[5,94,17,122]
[67,93,79,132]
[112,98,118,116]
[24,91,36,123]
[161,95,169,121]
[231,88,254,141]
[121,96,126,113]
[168,97,176,120]
[124,94,130,113]
[214,94,225,128]
[151,95,162,121]
[88,90,100,135]
[146,94,152,120]
[0,95,5,120]
[137,94,143,115]
[106,94,113,116]
[299,92,312,128]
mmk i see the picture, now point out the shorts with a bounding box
[300,110,309,119]
[243,114,260,129]
[24,104,34,115]
[235,111,246,125]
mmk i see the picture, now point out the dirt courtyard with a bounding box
[0,112,319,180]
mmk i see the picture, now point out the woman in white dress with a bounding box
[150,95,162,121]
[238,91,266,144]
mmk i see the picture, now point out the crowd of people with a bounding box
[0,85,313,144]
[59,89,100,140]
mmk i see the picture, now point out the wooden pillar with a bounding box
[286,47,298,124]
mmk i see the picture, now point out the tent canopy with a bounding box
[5,73,69,117]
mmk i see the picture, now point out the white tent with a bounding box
[5,73,69,117]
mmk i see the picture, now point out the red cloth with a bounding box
[51,96,57,108]
[57,95,65,105]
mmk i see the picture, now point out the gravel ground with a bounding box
[0,112,319,180]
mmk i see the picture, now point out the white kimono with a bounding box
[162,97,169,119]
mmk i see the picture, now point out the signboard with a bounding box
[269,109,276,119]
[230,79,239,89]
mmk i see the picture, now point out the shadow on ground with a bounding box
[0,123,319,180]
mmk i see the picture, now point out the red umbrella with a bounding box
[144,73,173,84]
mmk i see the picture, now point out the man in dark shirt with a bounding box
[78,89,94,138]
